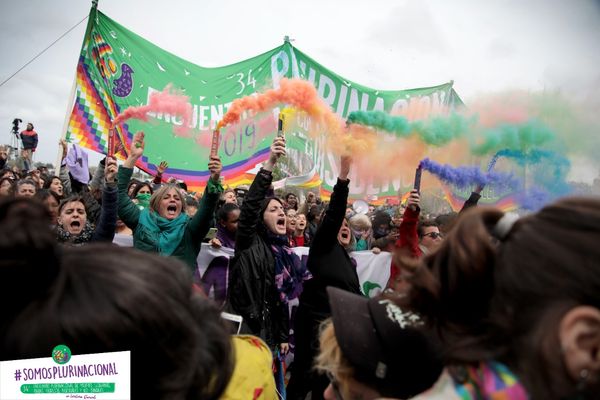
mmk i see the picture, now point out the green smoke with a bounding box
[347,110,472,146]
[347,110,412,137]
[348,110,558,155]
[472,119,556,155]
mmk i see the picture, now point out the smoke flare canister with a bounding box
[277,113,285,137]
[211,129,220,156]
[107,129,115,158]
[413,166,422,192]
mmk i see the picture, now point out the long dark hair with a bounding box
[42,176,61,190]
[404,198,600,398]
[217,202,240,224]
[258,196,284,238]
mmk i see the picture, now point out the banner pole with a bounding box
[54,74,78,173]
[54,4,97,173]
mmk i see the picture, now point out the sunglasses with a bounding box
[326,371,344,400]
[423,231,443,239]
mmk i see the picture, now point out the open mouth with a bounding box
[70,221,81,228]
[277,218,286,228]
[340,230,349,239]
[167,204,178,216]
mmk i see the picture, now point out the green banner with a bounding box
[67,7,463,199]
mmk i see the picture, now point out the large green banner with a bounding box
[67,7,463,200]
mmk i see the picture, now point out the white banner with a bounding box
[112,238,393,299]
[196,244,392,301]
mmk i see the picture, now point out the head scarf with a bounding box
[138,209,188,256]
[56,221,94,245]
[136,193,151,210]
[266,231,311,304]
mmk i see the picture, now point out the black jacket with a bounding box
[90,182,118,242]
[298,178,362,319]
[287,178,363,396]
[226,168,288,348]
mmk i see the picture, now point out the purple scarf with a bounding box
[266,232,311,304]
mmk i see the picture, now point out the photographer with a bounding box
[19,122,38,172]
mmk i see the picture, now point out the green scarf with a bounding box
[138,209,188,256]
[136,193,151,210]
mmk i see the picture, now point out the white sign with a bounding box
[0,350,130,400]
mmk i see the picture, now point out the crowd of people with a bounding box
[1,125,599,400]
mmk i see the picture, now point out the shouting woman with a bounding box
[117,132,223,273]
[55,157,118,245]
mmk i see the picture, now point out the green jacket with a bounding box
[117,166,222,270]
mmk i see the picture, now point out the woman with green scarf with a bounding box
[131,182,153,210]
[117,132,223,272]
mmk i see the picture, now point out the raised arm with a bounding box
[153,161,168,185]
[235,137,285,253]
[398,189,421,258]
[93,157,118,242]
[460,185,484,214]
[189,156,223,240]
[58,140,73,196]
[117,132,145,229]
[89,158,106,192]
[310,156,351,254]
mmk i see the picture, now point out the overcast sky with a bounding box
[1,0,599,172]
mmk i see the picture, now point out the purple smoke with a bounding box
[419,158,521,190]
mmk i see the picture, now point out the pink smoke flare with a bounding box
[112,84,193,136]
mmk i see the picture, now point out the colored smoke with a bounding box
[219,78,377,155]
[419,157,520,190]
[494,148,570,168]
[491,148,572,209]
[112,84,193,136]
[472,119,556,155]
[347,111,472,147]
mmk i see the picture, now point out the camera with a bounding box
[12,118,22,135]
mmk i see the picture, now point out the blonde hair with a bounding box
[220,188,235,201]
[149,184,187,215]
[349,214,371,231]
[315,320,355,396]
